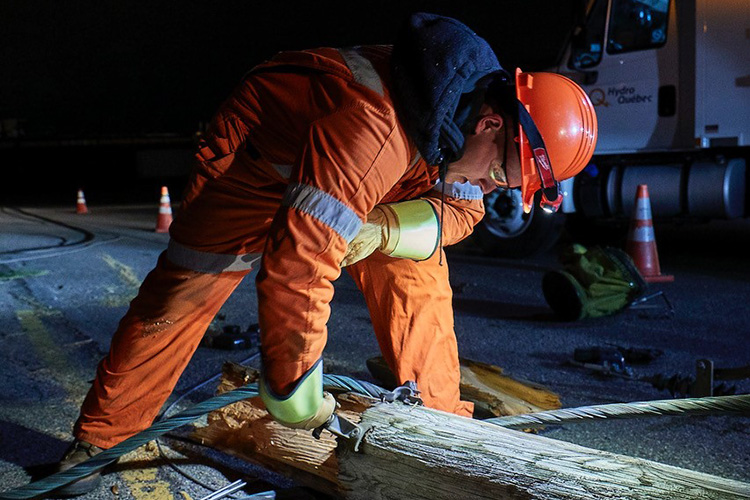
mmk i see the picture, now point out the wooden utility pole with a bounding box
[191,363,750,500]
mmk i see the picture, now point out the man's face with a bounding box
[445,107,522,194]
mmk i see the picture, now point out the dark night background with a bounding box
[0,1,583,205]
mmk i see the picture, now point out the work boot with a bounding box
[53,440,103,497]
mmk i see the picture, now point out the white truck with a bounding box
[475,0,750,257]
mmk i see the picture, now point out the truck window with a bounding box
[568,0,608,70]
[607,0,669,54]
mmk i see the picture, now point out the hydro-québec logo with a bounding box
[607,85,653,104]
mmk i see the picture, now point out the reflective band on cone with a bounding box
[76,189,89,214]
[625,184,673,283]
[155,186,173,233]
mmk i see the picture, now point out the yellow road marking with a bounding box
[16,310,90,399]
[120,467,175,500]
[101,253,142,307]
[0,269,48,281]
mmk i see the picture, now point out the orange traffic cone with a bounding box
[155,186,173,233]
[76,189,89,214]
[625,184,673,283]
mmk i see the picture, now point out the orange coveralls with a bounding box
[75,46,484,448]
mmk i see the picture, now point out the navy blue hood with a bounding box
[391,12,509,167]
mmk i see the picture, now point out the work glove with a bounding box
[341,207,390,267]
[259,359,338,430]
[341,200,440,267]
[277,392,337,430]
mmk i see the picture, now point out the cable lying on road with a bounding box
[0,372,747,500]
[0,206,123,264]
[0,372,387,500]
[485,393,750,429]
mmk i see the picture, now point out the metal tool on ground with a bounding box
[571,346,635,378]
[570,344,663,379]
[198,479,247,500]
[627,290,675,318]
[201,323,260,350]
[645,358,746,398]
[570,348,744,398]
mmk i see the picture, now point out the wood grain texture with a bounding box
[340,403,750,500]
[192,363,750,500]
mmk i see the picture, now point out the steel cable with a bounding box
[323,373,390,399]
[485,394,750,429]
[0,373,384,499]
[0,385,260,499]
[2,374,747,499]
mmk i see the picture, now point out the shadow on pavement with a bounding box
[0,420,69,480]
[452,297,556,321]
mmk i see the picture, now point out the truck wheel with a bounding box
[474,188,566,258]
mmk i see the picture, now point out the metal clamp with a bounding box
[380,380,423,406]
[312,414,368,452]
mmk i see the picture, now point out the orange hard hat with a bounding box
[515,69,598,213]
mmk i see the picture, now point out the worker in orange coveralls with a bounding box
[55,12,597,495]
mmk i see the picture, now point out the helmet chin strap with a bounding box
[516,101,563,213]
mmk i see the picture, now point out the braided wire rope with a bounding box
[485,394,750,429]
[0,375,386,499]
[1,375,747,499]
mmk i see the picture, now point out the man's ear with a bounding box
[475,113,504,134]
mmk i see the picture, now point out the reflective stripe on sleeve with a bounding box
[337,48,384,96]
[283,183,363,242]
[167,240,261,274]
[432,181,485,200]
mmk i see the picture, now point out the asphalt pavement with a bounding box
[0,200,748,499]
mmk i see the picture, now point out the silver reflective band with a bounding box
[167,240,261,274]
[432,181,484,200]
[630,226,655,243]
[408,150,422,171]
[338,48,384,96]
[283,183,363,242]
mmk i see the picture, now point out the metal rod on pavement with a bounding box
[199,479,247,500]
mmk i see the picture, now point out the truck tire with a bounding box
[474,188,566,258]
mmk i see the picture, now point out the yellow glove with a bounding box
[341,200,440,267]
